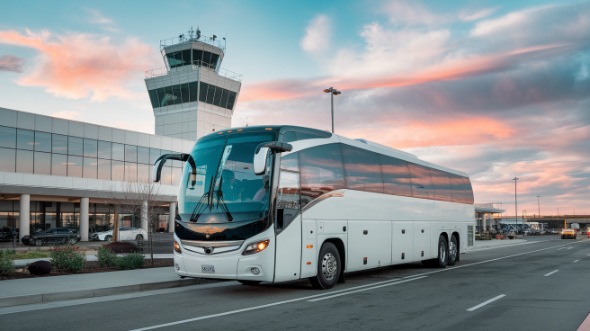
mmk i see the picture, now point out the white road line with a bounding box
[544,270,559,277]
[130,276,427,331]
[574,260,580,263]
[308,276,427,302]
[467,294,506,312]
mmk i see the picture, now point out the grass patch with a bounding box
[14,251,52,259]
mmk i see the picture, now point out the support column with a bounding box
[19,194,30,242]
[141,200,148,232]
[80,197,89,242]
[168,202,176,233]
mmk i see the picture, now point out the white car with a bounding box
[91,227,148,242]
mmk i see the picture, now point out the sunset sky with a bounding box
[1,0,589,216]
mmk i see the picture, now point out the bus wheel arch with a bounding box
[310,240,344,289]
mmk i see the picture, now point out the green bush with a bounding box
[96,247,118,268]
[0,250,15,274]
[51,246,85,273]
[116,253,145,270]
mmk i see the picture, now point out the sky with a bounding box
[1,0,589,216]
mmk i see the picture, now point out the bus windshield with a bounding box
[177,131,276,227]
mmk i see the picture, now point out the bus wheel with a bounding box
[447,235,458,266]
[310,242,340,289]
[435,235,448,268]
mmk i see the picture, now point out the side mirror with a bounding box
[254,147,270,175]
[152,153,191,182]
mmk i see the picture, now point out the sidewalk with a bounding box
[0,238,527,309]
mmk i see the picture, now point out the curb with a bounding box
[0,277,208,308]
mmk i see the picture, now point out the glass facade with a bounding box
[148,81,237,110]
[0,125,182,186]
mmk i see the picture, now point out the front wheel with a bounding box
[35,239,42,247]
[135,234,144,241]
[310,242,341,289]
[105,235,113,242]
[68,237,77,245]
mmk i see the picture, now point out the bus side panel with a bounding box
[392,221,414,264]
[347,220,392,272]
[300,219,317,278]
[413,221,431,262]
[274,215,303,282]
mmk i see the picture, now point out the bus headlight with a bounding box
[174,240,182,254]
[242,239,270,255]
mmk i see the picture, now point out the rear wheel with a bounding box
[35,239,42,247]
[435,235,449,268]
[310,242,341,289]
[447,235,458,266]
[68,237,77,245]
[105,235,113,242]
[135,234,144,241]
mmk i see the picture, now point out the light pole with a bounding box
[537,195,541,218]
[323,87,341,133]
[513,177,519,224]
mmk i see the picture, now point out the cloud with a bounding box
[0,29,159,101]
[300,15,331,54]
[0,54,25,72]
[51,110,81,121]
[85,9,118,32]
[459,7,498,22]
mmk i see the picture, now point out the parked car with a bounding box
[561,228,577,239]
[90,227,148,242]
[22,228,81,246]
[0,228,18,242]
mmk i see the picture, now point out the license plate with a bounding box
[201,265,215,273]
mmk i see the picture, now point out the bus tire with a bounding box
[310,242,341,289]
[435,235,448,268]
[447,235,458,266]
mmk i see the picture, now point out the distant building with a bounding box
[144,27,242,140]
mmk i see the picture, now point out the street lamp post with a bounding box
[537,195,541,218]
[513,177,519,224]
[323,87,341,133]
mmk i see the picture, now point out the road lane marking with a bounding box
[544,270,559,277]
[574,260,580,263]
[131,276,427,330]
[467,294,506,312]
[308,276,427,302]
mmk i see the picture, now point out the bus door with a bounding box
[273,170,303,282]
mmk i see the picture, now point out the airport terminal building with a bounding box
[0,28,241,243]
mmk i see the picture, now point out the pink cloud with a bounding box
[0,29,159,101]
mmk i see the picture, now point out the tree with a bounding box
[101,180,162,267]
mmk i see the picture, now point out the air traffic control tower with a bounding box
[145,28,242,140]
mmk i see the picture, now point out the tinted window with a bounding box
[17,129,35,150]
[98,141,111,159]
[112,143,124,161]
[16,149,34,173]
[35,131,51,152]
[300,144,345,206]
[0,126,16,148]
[83,139,97,158]
[68,137,83,156]
[342,145,383,193]
[408,163,433,199]
[52,134,68,154]
[34,152,51,175]
[381,155,412,197]
[51,154,67,176]
[430,168,452,201]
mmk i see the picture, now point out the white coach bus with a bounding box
[153,125,475,289]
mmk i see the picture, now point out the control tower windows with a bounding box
[148,81,237,110]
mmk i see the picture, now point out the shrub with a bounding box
[28,260,52,275]
[51,246,86,273]
[0,249,15,274]
[116,253,145,270]
[103,242,138,253]
[96,247,118,268]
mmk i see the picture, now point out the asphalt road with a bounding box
[2,236,589,331]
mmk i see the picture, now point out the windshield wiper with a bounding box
[215,176,233,222]
[190,176,215,222]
